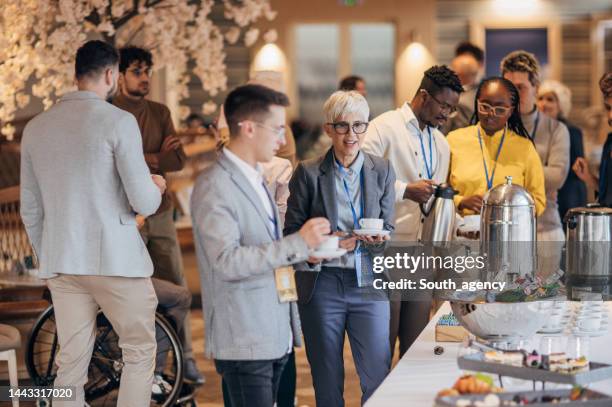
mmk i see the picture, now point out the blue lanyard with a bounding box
[262,181,279,240]
[334,158,364,228]
[478,126,507,190]
[530,112,540,140]
[418,127,434,179]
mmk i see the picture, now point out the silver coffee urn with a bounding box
[564,206,612,300]
[480,176,537,282]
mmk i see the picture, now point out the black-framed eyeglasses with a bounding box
[326,121,369,135]
[424,90,457,114]
[477,101,513,117]
[127,67,153,77]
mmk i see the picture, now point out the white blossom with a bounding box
[0,0,277,140]
[263,29,277,44]
[202,100,217,115]
[225,26,241,44]
[244,28,259,47]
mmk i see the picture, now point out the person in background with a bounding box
[112,46,203,384]
[339,75,367,98]
[536,80,587,220]
[362,65,462,358]
[284,90,395,406]
[186,113,206,131]
[501,50,569,279]
[443,42,485,134]
[448,77,546,218]
[573,72,612,207]
[192,84,331,407]
[20,40,164,406]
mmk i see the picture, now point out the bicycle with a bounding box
[25,302,198,406]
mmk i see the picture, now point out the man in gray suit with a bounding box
[191,84,330,407]
[20,40,165,406]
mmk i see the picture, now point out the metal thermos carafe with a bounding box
[420,184,456,244]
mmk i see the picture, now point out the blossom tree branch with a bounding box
[0,0,278,140]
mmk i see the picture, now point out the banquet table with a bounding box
[365,301,612,406]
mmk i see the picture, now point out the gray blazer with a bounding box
[20,91,161,279]
[284,148,396,303]
[190,151,308,360]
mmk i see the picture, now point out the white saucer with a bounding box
[571,326,608,337]
[309,248,347,259]
[353,229,390,237]
[537,327,566,334]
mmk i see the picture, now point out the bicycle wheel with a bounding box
[26,306,184,406]
[86,312,184,407]
[26,305,59,386]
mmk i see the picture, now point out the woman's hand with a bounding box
[339,236,358,251]
[458,195,483,213]
[572,157,598,189]
[355,233,390,244]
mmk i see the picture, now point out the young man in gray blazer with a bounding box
[191,84,331,407]
[20,40,165,406]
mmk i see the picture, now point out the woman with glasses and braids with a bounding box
[447,77,546,218]
[284,90,396,406]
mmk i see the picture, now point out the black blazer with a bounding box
[557,121,587,220]
[284,148,396,303]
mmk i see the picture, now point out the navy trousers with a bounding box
[299,267,391,406]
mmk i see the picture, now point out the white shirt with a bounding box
[223,148,276,233]
[362,103,450,240]
[261,156,293,227]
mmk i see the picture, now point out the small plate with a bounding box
[571,325,608,337]
[353,229,390,237]
[309,248,347,259]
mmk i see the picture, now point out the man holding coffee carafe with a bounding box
[284,90,396,406]
[362,66,463,358]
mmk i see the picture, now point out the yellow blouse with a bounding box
[447,124,546,216]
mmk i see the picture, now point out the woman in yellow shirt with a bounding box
[447,77,546,216]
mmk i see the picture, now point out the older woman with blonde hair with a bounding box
[284,90,395,406]
[536,79,587,220]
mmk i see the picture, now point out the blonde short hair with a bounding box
[500,50,540,87]
[323,90,369,123]
[538,80,572,119]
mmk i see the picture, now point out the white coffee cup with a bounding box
[317,236,339,251]
[359,218,383,230]
[577,318,601,332]
[578,310,602,319]
[546,313,564,328]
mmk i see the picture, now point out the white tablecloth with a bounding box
[366,302,612,406]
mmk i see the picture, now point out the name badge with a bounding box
[274,266,298,303]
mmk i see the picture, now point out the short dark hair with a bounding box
[119,46,153,73]
[600,72,612,99]
[186,113,204,123]
[224,84,290,136]
[455,42,484,64]
[338,75,365,91]
[75,40,119,80]
[418,65,464,96]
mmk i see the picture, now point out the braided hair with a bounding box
[470,76,531,140]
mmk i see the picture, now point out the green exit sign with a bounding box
[340,0,363,6]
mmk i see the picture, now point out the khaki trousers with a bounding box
[47,274,158,407]
[140,207,193,358]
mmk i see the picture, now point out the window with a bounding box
[295,23,395,125]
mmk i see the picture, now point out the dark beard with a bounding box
[126,87,149,98]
